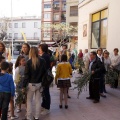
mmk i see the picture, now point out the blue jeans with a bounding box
[0,92,11,120]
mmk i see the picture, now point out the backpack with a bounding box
[42,69,54,87]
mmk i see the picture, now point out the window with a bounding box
[62,3,66,10]
[9,23,12,28]
[44,32,50,38]
[34,22,38,28]
[44,23,51,28]
[91,9,108,48]
[22,23,26,28]
[34,32,38,39]
[9,33,12,38]
[14,23,18,28]
[14,33,18,39]
[54,14,59,20]
[44,4,51,8]
[44,13,51,19]
[70,6,78,16]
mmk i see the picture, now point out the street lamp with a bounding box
[11,0,14,59]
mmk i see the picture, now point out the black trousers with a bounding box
[0,92,11,120]
[89,79,100,101]
[99,74,105,93]
[41,87,51,110]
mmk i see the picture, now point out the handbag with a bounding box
[42,69,54,87]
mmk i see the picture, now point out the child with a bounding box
[0,56,5,118]
[55,54,72,109]
[0,62,15,120]
[14,56,26,113]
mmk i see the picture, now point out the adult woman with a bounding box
[21,43,30,61]
[22,47,46,120]
[110,48,120,88]
[78,49,83,60]
[103,51,111,93]
[0,41,6,57]
[97,48,106,97]
[38,44,51,115]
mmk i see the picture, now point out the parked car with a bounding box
[13,45,22,55]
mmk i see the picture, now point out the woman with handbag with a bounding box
[22,47,46,120]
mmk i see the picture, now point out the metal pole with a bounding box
[11,0,14,60]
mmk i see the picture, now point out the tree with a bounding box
[41,23,78,49]
[0,18,9,41]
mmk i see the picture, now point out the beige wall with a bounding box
[66,0,78,50]
[78,0,120,53]
[66,0,78,23]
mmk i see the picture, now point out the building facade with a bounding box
[41,0,66,44]
[1,16,41,45]
[66,0,79,50]
[78,0,120,52]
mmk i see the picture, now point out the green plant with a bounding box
[73,72,91,98]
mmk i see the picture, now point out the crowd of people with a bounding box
[0,41,120,120]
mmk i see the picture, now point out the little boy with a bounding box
[0,62,15,120]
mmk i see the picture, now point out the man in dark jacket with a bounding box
[86,51,104,103]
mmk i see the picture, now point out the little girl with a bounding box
[14,55,26,113]
[55,54,72,109]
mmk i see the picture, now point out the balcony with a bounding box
[8,37,39,40]
[53,7,60,11]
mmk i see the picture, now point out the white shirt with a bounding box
[83,53,90,62]
[110,54,120,67]
[104,57,111,71]
[97,54,103,62]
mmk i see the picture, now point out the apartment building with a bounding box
[41,0,66,45]
[78,0,120,52]
[1,16,41,45]
[66,0,79,50]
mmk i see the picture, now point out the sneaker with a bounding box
[40,109,50,115]
[17,109,21,113]
[11,115,19,120]
[100,93,106,98]
[7,114,11,118]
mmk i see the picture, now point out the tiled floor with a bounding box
[8,72,120,120]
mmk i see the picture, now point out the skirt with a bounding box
[57,79,71,88]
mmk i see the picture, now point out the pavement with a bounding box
[8,72,120,120]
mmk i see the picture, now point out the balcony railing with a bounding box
[8,37,39,40]
[53,7,60,11]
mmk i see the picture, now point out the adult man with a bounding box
[86,51,104,103]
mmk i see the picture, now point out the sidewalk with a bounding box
[8,72,120,120]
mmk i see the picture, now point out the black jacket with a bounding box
[42,53,51,70]
[23,57,46,88]
[90,57,105,79]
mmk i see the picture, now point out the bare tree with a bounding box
[0,18,9,41]
[42,23,78,49]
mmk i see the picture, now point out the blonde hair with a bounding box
[29,47,39,70]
